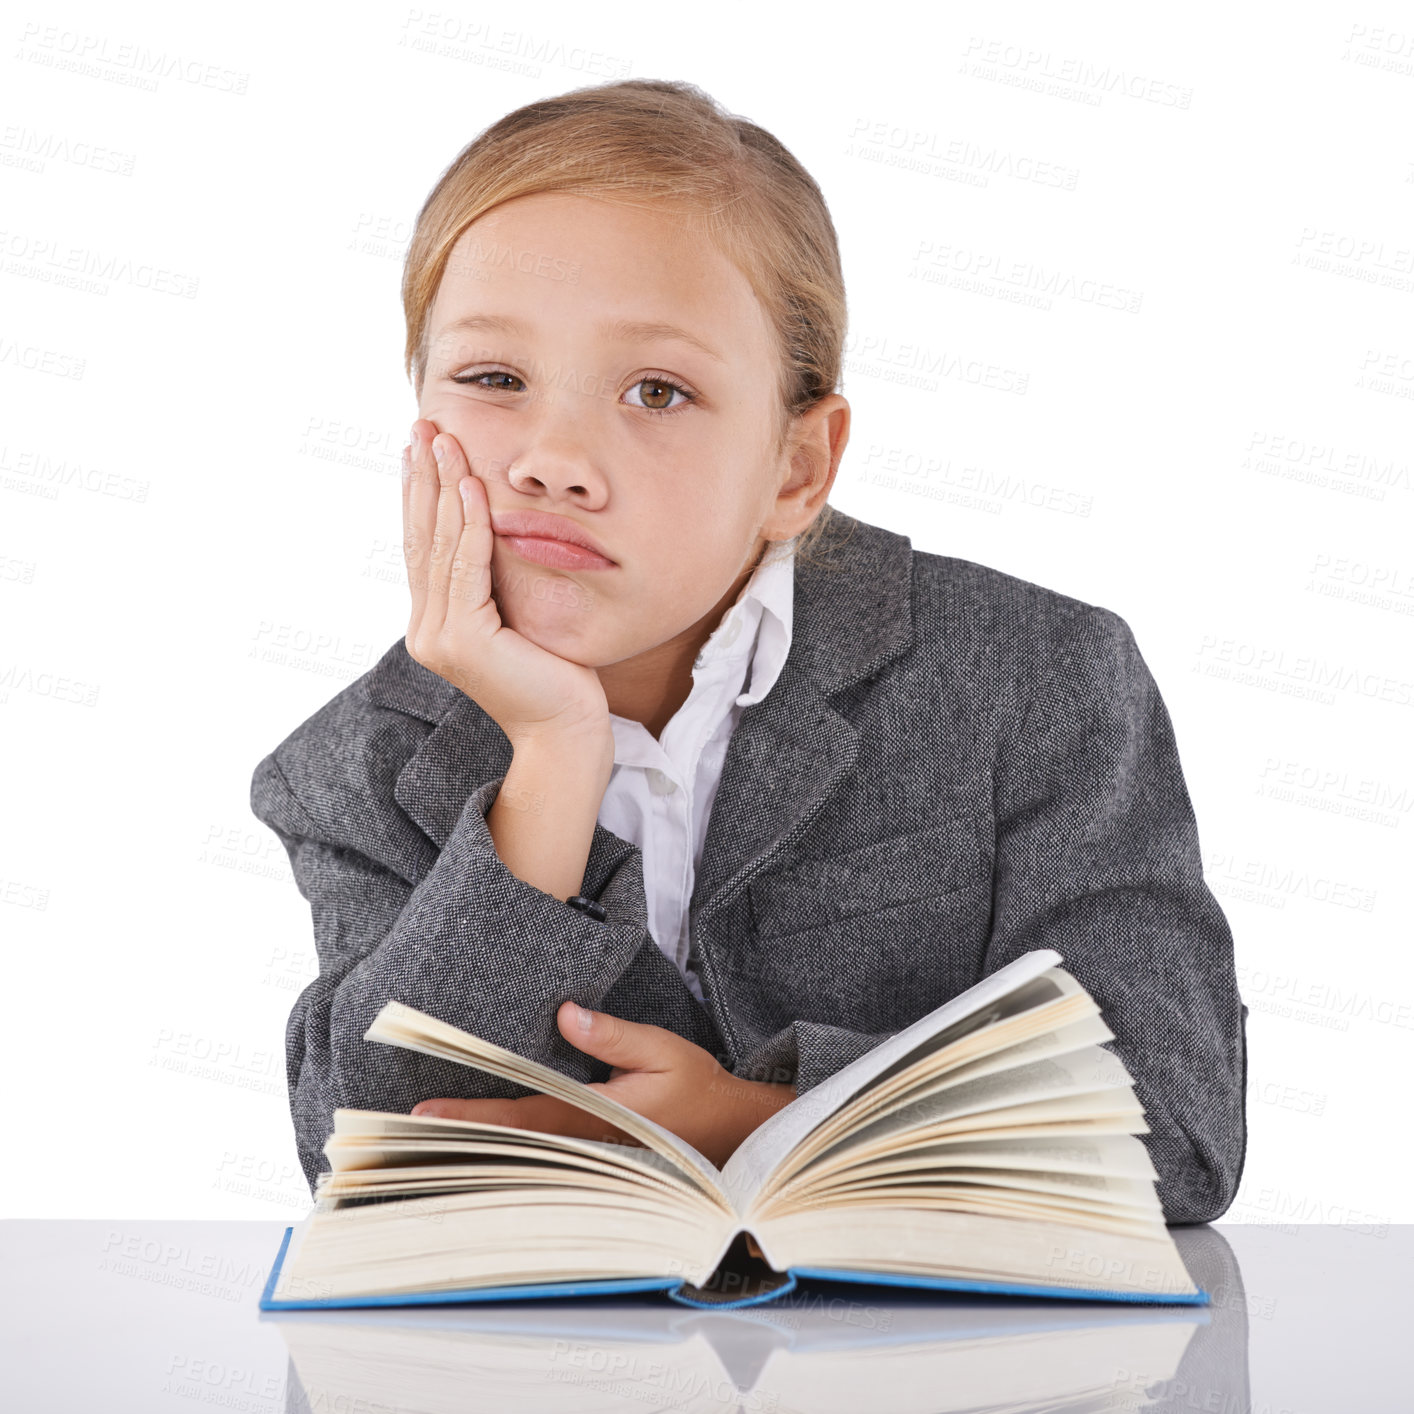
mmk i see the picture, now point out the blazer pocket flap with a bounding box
[749,817,987,934]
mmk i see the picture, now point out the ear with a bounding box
[766,394,851,540]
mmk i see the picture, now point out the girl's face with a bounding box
[416,191,840,670]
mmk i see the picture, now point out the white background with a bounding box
[3,2,1410,1222]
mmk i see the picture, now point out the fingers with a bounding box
[512,1095,634,1145]
[404,419,494,653]
[412,1094,633,1146]
[435,433,494,629]
[557,1002,679,1074]
[402,420,440,638]
[421,427,462,635]
[412,1096,521,1124]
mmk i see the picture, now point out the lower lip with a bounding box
[498,534,616,570]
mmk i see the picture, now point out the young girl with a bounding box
[252,78,1246,1225]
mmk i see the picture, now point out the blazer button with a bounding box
[565,895,608,922]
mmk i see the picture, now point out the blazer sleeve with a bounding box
[249,751,714,1196]
[984,603,1248,1225]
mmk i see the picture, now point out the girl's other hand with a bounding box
[402,419,611,748]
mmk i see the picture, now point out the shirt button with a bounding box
[646,767,678,796]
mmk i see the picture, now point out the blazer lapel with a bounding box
[690,511,915,923]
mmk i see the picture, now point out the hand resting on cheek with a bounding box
[401,417,611,748]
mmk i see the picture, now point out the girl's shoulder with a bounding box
[822,509,1133,666]
[912,543,1129,651]
[250,636,473,869]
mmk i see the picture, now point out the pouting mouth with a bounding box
[489,510,615,563]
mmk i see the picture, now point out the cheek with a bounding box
[655,476,756,548]
[416,402,511,482]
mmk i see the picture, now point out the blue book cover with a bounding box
[259,1222,1210,1312]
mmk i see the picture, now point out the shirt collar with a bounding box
[713,535,795,708]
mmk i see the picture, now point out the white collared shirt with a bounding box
[598,538,797,1003]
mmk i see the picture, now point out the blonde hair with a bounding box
[400,77,851,568]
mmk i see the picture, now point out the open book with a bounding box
[261,949,1207,1311]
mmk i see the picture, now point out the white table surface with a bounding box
[3,1219,1405,1411]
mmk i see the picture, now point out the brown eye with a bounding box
[453,370,523,391]
[625,375,694,417]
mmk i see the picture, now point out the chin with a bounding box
[493,579,603,662]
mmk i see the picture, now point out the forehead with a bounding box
[428,192,772,358]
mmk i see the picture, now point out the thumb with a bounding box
[557,1001,677,1072]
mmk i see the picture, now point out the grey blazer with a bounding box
[250,508,1247,1222]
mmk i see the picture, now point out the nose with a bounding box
[505,435,608,505]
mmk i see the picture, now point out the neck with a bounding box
[598,538,769,739]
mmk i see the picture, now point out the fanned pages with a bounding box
[261,950,1206,1310]
[361,1000,731,1209]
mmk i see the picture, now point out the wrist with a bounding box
[509,723,614,775]
[487,726,614,902]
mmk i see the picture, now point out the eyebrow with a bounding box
[436,312,724,364]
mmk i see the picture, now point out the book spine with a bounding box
[665,1272,799,1310]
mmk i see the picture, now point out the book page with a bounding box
[720,949,1063,1210]
[834,1133,1161,1182]
[362,1001,730,1208]
[752,1207,1199,1298]
[752,1055,1147,1220]
[318,1123,722,1213]
[320,1160,709,1211]
[273,1187,733,1300]
[827,1046,1136,1154]
[889,1011,1115,1101]
[764,1006,1112,1193]
[327,1108,703,1190]
[857,971,1081,1096]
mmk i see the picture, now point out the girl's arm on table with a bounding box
[983,603,1247,1225]
[251,735,710,1195]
